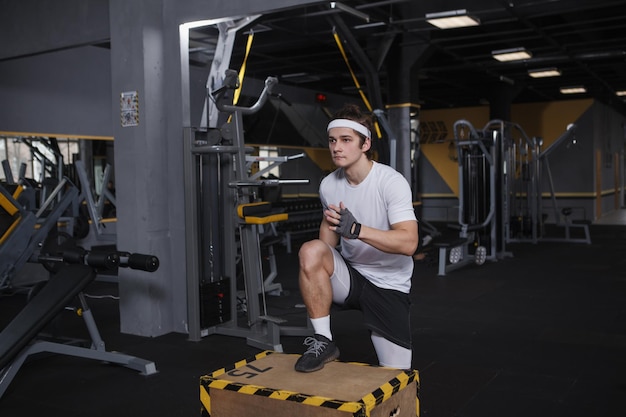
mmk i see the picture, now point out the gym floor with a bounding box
[1,220,626,417]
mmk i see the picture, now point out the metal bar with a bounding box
[182,127,202,341]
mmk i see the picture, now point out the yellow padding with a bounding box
[0,216,21,245]
[237,202,271,218]
[237,202,288,224]
[1,186,25,244]
[12,185,23,200]
[243,213,288,225]
[0,190,19,216]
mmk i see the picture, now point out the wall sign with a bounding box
[120,91,139,127]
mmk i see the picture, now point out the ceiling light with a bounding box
[616,91,626,96]
[425,9,480,29]
[528,68,562,78]
[560,86,586,94]
[330,2,369,22]
[492,47,532,62]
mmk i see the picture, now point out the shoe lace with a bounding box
[302,336,328,357]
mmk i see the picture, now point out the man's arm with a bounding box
[319,216,340,247]
[326,202,418,256]
[357,220,418,256]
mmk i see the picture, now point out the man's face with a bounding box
[328,127,369,168]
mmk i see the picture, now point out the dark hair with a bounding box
[332,103,374,159]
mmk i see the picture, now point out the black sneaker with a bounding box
[294,334,340,372]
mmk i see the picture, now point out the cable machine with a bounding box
[437,119,590,275]
[183,70,310,350]
[488,120,542,244]
[441,119,544,276]
[485,120,589,244]
[434,120,510,276]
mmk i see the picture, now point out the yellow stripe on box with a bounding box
[200,385,212,416]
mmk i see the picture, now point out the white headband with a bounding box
[327,119,371,139]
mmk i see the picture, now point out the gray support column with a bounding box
[489,82,521,121]
[109,0,185,336]
[387,37,432,193]
[388,105,413,184]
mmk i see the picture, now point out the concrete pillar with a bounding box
[109,0,185,336]
[386,37,432,196]
[489,82,520,121]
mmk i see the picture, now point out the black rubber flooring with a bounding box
[1,224,626,417]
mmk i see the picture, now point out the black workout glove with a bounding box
[335,207,361,239]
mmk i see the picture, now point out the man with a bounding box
[295,104,418,372]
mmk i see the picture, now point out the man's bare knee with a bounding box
[299,240,325,263]
[299,240,331,274]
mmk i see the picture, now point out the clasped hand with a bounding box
[325,202,361,239]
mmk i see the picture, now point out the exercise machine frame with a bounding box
[184,71,310,350]
[0,248,159,398]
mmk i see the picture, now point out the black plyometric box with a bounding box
[200,278,231,328]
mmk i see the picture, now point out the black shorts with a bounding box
[339,262,412,350]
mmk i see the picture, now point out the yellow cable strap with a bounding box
[233,32,255,106]
[332,30,382,139]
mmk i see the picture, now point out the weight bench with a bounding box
[1,184,39,289]
[1,179,79,290]
[0,250,159,398]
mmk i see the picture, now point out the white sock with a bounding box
[310,316,332,340]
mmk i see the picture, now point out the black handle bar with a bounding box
[37,248,159,272]
[214,69,277,115]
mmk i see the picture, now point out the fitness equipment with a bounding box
[490,120,589,244]
[1,160,35,210]
[198,15,261,131]
[437,119,590,276]
[12,136,64,185]
[537,124,591,244]
[241,151,305,294]
[1,178,79,290]
[0,247,159,398]
[74,159,117,241]
[183,70,310,349]
[434,120,508,276]
[489,119,543,244]
[2,160,16,185]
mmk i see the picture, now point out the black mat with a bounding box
[1,225,626,417]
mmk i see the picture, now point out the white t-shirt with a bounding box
[319,161,417,293]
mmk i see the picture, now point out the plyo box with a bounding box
[200,350,419,417]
